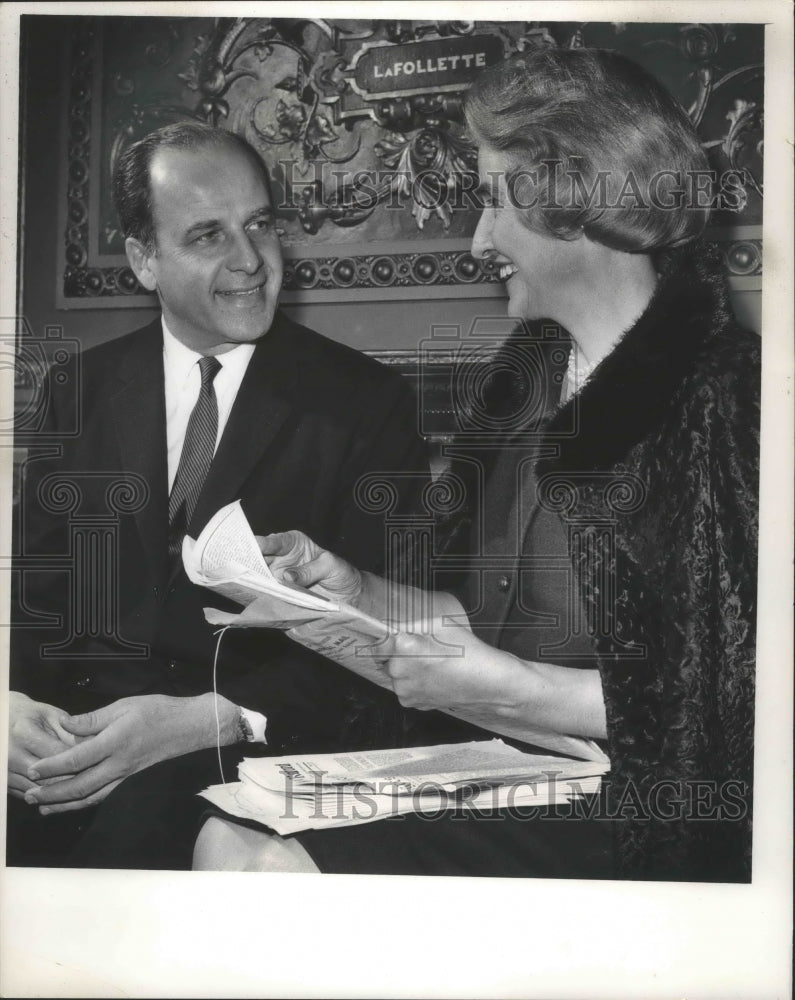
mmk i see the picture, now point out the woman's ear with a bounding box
[125,236,157,292]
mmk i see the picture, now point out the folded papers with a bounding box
[200,739,609,835]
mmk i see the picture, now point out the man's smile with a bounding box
[216,281,267,298]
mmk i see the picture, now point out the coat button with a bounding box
[497,574,511,593]
[75,676,92,688]
[169,660,177,671]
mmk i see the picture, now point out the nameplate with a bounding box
[350,35,506,99]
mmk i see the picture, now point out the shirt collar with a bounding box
[161,318,256,384]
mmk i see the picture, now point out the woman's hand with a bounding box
[381,623,527,716]
[256,530,364,606]
[256,531,467,627]
[381,624,607,740]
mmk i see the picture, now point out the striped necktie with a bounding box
[168,355,222,557]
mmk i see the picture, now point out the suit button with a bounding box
[75,676,92,688]
[497,575,511,593]
[169,660,177,671]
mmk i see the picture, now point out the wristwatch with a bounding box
[236,705,268,744]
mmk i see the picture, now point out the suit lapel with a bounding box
[109,320,170,589]
[188,312,302,534]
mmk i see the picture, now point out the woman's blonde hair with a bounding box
[464,48,710,252]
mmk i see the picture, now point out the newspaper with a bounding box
[235,739,608,794]
[199,739,608,835]
[184,501,610,762]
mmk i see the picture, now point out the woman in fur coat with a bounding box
[194,48,759,882]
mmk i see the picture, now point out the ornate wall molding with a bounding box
[284,247,487,292]
[54,16,764,307]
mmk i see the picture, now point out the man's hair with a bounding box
[464,47,710,252]
[112,121,273,250]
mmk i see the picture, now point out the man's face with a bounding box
[127,143,283,354]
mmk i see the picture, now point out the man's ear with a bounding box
[125,237,158,292]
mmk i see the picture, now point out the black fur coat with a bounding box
[449,241,759,881]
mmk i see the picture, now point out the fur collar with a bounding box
[536,241,736,474]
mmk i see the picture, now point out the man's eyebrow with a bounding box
[181,206,274,238]
[245,205,274,223]
[183,218,221,238]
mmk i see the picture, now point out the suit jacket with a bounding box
[12,310,429,752]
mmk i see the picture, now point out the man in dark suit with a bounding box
[8,122,428,867]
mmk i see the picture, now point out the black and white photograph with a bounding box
[1,2,791,997]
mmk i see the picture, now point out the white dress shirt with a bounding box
[161,320,267,743]
[162,319,256,491]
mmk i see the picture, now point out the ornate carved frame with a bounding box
[54,17,763,309]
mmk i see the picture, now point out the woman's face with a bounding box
[472,145,587,323]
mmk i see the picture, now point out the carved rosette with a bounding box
[721,239,762,278]
[283,249,490,291]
